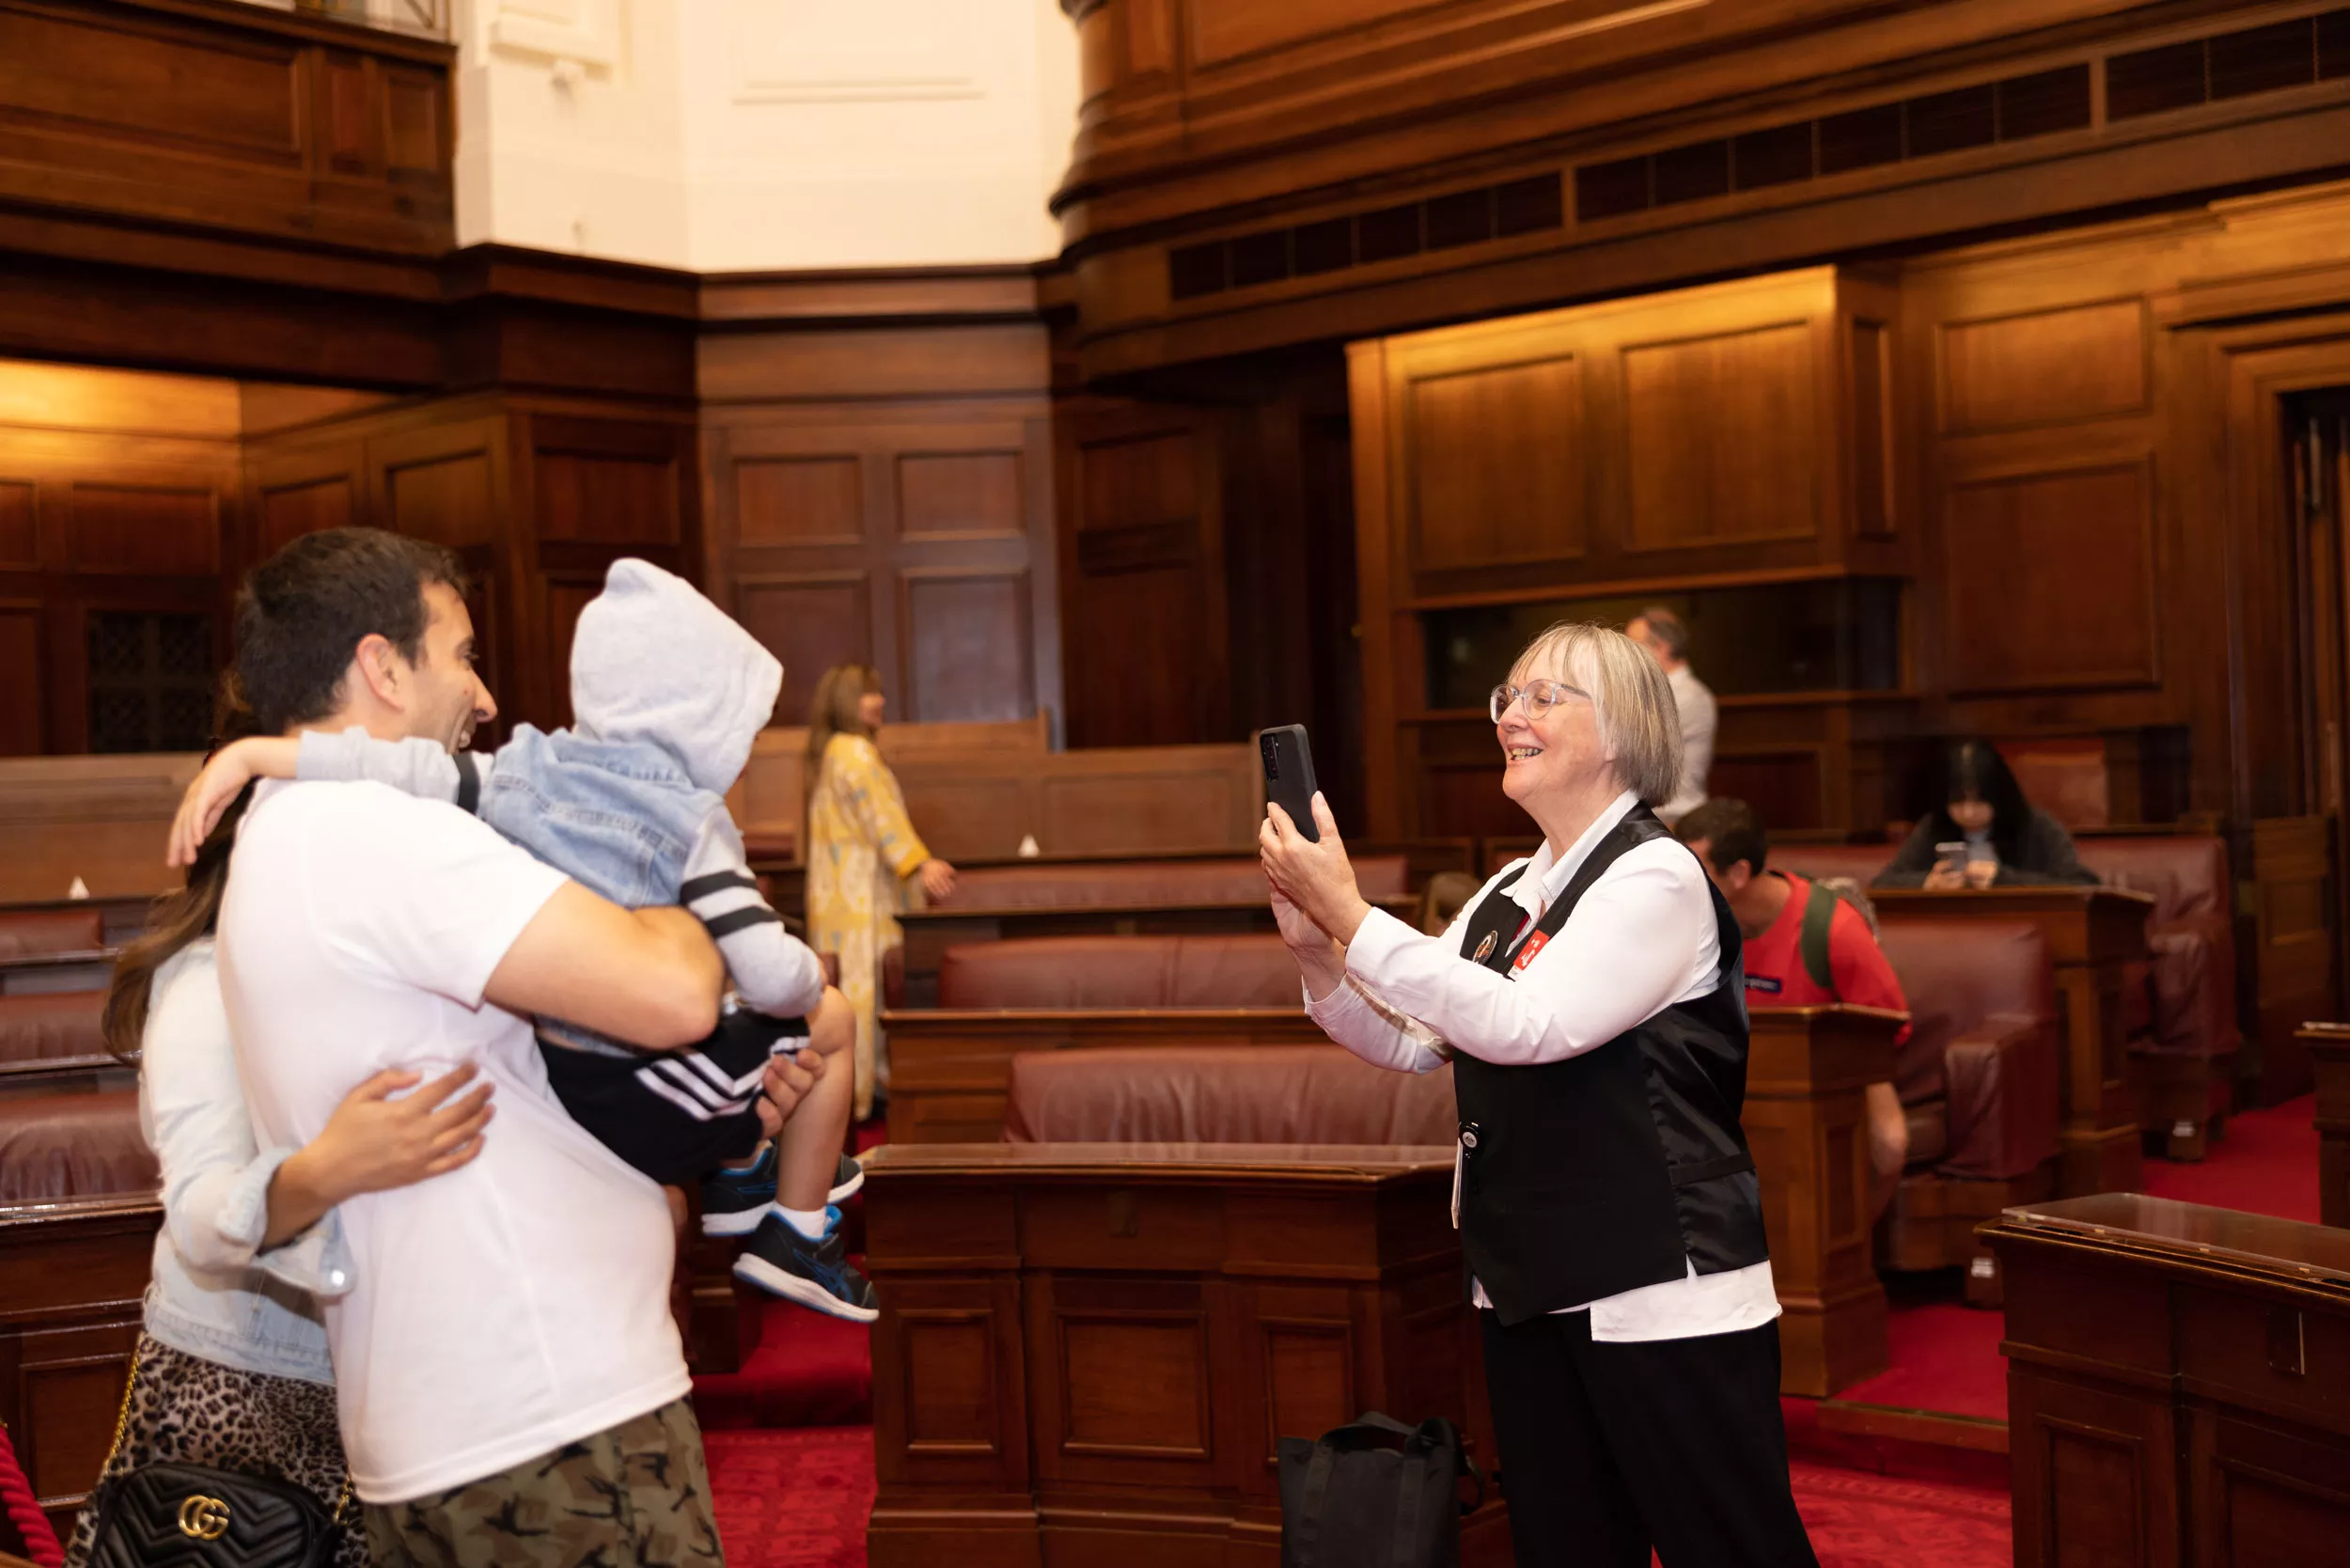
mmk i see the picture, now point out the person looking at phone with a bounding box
[1259,621,1817,1568]
[1872,738,2100,892]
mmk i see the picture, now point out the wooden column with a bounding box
[1745,1005,1899,1397]
[1874,887,2153,1195]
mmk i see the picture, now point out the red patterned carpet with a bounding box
[703,1426,2012,1568]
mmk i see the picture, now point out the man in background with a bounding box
[1627,606,1715,826]
[1675,798,1911,1222]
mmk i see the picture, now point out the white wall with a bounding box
[448,0,1077,272]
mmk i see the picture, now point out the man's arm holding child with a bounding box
[489,889,726,1050]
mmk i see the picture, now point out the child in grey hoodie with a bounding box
[179,558,875,1321]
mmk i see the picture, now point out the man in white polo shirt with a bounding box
[216,527,811,1565]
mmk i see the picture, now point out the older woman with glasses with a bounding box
[1259,621,1816,1568]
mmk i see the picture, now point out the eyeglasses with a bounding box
[1489,679,1580,723]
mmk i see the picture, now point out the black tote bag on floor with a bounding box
[1277,1412,1483,1568]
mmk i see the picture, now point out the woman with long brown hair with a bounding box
[65,688,495,1568]
[802,664,955,1121]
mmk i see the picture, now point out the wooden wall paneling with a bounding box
[1349,338,1406,839]
[899,568,1035,725]
[521,411,700,729]
[1058,400,1229,747]
[1622,320,1819,555]
[1940,451,2161,698]
[1402,341,1588,577]
[246,440,367,559]
[0,478,33,570]
[0,0,455,257]
[738,572,876,724]
[885,419,1051,727]
[0,600,40,756]
[1938,298,2151,439]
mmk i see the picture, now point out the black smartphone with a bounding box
[1259,724,1322,843]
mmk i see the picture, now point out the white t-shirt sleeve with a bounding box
[311,787,570,1006]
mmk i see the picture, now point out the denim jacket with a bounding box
[140,941,351,1385]
[481,725,705,910]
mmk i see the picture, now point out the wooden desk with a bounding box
[0,1195,160,1543]
[1983,1193,2350,1566]
[1747,1005,1902,1397]
[895,897,1419,1009]
[860,1142,1509,1568]
[1874,886,2153,1195]
[882,1009,1328,1144]
[2302,1021,2350,1227]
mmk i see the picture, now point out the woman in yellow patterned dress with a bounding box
[804,665,956,1120]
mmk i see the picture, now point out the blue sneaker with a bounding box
[828,1152,865,1204]
[700,1142,776,1237]
[732,1207,878,1323]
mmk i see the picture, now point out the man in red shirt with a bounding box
[1675,800,1912,1221]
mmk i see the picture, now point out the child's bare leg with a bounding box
[776,989,854,1215]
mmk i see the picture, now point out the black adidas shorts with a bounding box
[540,1008,811,1187]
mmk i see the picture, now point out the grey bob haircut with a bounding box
[1509,620,1685,808]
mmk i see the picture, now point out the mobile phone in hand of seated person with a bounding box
[1935,840,1969,880]
[1260,724,1321,843]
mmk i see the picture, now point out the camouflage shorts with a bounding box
[363,1398,723,1568]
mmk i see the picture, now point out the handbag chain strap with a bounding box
[104,1338,356,1525]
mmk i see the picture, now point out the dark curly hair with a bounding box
[233,527,466,733]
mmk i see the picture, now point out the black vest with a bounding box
[1451,805,1769,1325]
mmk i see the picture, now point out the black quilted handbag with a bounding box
[82,1341,346,1568]
[85,1463,339,1568]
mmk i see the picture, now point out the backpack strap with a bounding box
[1799,878,1837,990]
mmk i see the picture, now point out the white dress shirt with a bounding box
[1306,790,1779,1342]
[1658,664,1717,826]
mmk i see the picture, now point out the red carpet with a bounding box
[702,1427,2010,1568]
[1824,1297,2008,1422]
[2142,1092,2318,1222]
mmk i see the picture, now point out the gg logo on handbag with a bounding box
[178,1494,232,1542]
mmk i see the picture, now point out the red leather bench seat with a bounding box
[1875,918,2060,1182]
[2075,837,2236,1062]
[0,1090,155,1203]
[932,855,1409,911]
[0,906,105,959]
[1003,1043,1455,1146]
[938,933,1303,1010]
[0,991,107,1067]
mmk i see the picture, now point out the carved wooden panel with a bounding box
[1943,460,2158,694]
[901,1309,999,1452]
[1261,1319,1354,1463]
[1058,1313,1212,1456]
[1940,300,2148,436]
[0,8,301,161]
[541,574,603,729]
[1850,318,1895,539]
[258,474,357,556]
[1407,355,1584,571]
[899,451,1023,539]
[740,575,873,722]
[1624,321,1817,550]
[65,484,218,576]
[0,479,34,568]
[0,604,40,755]
[901,570,1033,724]
[0,0,453,255]
[379,431,499,550]
[537,451,681,545]
[738,456,864,547]
[1066,413,1227,746]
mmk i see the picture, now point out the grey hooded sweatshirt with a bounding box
[296,557,823,1035]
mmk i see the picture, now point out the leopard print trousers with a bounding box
[62,1333,366,1568]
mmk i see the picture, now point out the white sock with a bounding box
[776,1204,829,1240]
